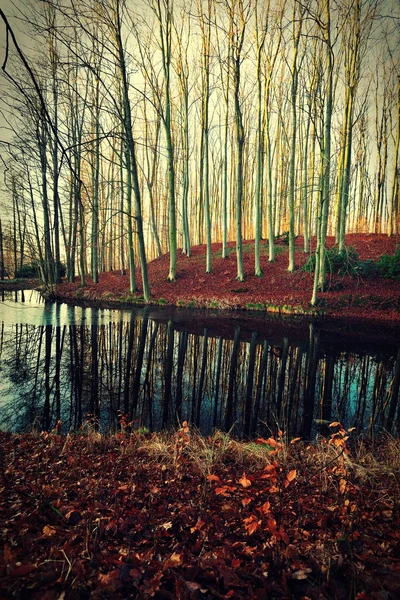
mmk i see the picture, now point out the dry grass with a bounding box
[54,421,399,497]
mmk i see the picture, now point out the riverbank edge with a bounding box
[2,277,400,329]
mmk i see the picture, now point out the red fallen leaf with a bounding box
[263,464,277,474]
[232,559,241,568]
[239,472,251,488]
[284,469,297,486]
[10,564,36,577]
[259,501,271,515]
[190,518,206,533]
[242,497,252,507]
[267,518,277,532]
[215,485,236,496]
[279,527,289,544]
[243,515,260,535]
[163,552,182,570]
[266,437,278,447]
[206,474,221,482]
[98,568,120,585]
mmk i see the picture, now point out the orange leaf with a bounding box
[206,474,221,482]
[279,528,289,544]
[263,464,277,475]
[290,437,301,444]
[242,497,252,507]
[286,469,297,482]
[267,518,277,532]
[259,501,271,515]
[243,515,260,535]
[163,552,182,570]
[239,473,251,488]
[215,485,236,496]
[246,521,259,535]
[42,525,57,537]
[329,421,341,428]
[339,478,347,494]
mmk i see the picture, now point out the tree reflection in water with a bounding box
[0,301,399,438]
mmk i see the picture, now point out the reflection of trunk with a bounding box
[130,312,149,421]
[190,337,199,423]
[91,324,99,425]
[225,327,241,431]
[386,349,400,432]
[196,329,208,427]
[355,354,369,429]
[243,332,257,438]
[302,325,320,439]
[213,337,223,427]
[162,321,174,428]
[117,321,123,410]
[276,338,289,421]
[124,314,135,415]
[320,354,334,432]
[54,318,63,421]
[43,324,52,431]
[287,345,304,436]
[143,323,159,430]
[252,340,268,437]
[176,331,188,420]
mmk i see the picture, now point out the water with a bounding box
[0,290,399,438]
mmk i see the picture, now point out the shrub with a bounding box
[303,246,360,276]
[352,259,380,279]
[15,263,38,279]
[377,249,400,279]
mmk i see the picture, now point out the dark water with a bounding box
[0,290,399,439]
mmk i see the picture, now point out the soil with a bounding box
[47,234,400,323]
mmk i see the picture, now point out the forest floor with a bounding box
[45,233,400,324]
[1,426,399,600]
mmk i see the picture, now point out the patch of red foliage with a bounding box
[1,428,399,599]
[52,234,400,323]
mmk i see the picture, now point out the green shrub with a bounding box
[15,261,66,280]
[15,263,38,279]
[377,249,400,279]
[303,246,360,276]
[353,259,380,279]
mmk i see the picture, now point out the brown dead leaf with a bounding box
[238,472,251,488]
[42,525,57,537]
[290,568,312,580]
[163,552,182,570]
[206,474,221,482]
[259,501,271,515]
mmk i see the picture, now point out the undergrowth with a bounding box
[303,245,400,280]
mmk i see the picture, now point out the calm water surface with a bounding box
[0,290,399,438]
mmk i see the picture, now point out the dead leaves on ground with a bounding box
[0,429,399,599]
